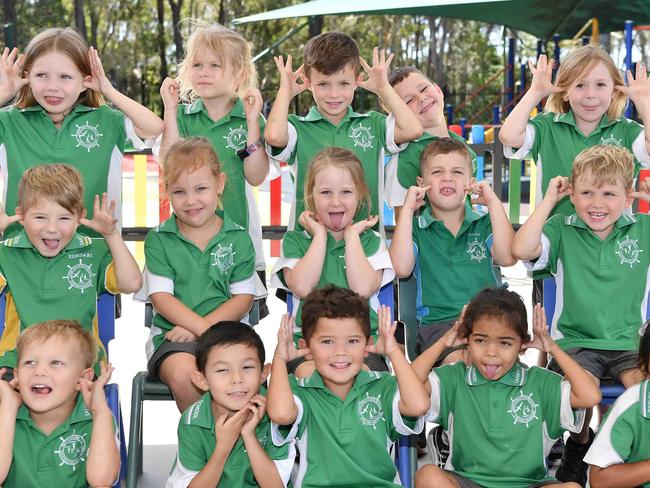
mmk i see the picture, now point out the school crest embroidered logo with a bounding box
[350,124,374,151]
[62,259,95,293]
[615,236,643,268]
[507,390,539,427]
[358,392,384,429]
[223,125,248,152]
[600,135,623,147]
[71,121,103,152]
[466,238,487,262]
[211,244,235,272]
[54,430,87,470]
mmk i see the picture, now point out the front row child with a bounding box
[267,286,429,488]
[512,145,650,483]
[586,321,650,488]
[271,147,395,376]
[136,138,257,412]
[389,138,516,365]
[0,320,119,488]
[166,322,293,488]
[413,288,601,488]
[0,164,142,373]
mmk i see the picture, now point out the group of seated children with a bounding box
[1,19,650,488]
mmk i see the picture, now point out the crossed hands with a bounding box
[215,394,267,451]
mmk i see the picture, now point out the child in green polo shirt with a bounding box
[413,288,601,488]
[0,320,119,488]
[389,137,516,365]
[500,44,650,219]
[157,21,269,280]
[0,164,142,372]
[264,31,423,231]
[135,138,257,412]
[270,147,395,377]
[166,321,293,488]
[0,28,163,238]
[384,66,478,218]
[267,286,429,488]
[513,144,650,484]
[585,321,650,488]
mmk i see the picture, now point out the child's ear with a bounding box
[14,207,23,223]
[215,172,226,195]
[191,370,209,392]
[260,363,271,384]
[568,184,575,204]
[81,208,87,220]
[297,338,312,360]
[416,176,424,187]
[625,189,634,208]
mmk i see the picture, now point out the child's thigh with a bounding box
[158,352,197,385]
[415,465,465,488]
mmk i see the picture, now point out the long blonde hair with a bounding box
[545,44,626,119]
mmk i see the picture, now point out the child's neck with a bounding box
[317,106,348,126]
[177,213,223,251]
[328,228,344,242]
[572,111,603,137]
[431,204,466,237]
[201,95,236,122]
[47,110,73,129]
[323,377,354,401]
[30,399,76,435]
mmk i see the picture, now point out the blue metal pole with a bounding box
[552,34,560,82]
[536,40,544,111]
[507,37,515,114]
[492,105,500,125]
[459,118,467,139]
[446,104,454,125]
[625,20,634,118]
[519,63,526,95]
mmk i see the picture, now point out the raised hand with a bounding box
[165,325,198,343]
[214,407,250,452]
[242,87,263,122]
[160,77,180,111]
[631,176,650,202]
[298,211,327,239]
[544,175,571,203]
[0,202,22,234]
[616,63,650,106]
[0,369,21,414]
[80,193,118,237]
[83,47,114,96]
[344,215,379,238]
[366,305,398,355]
[273,55,307,99]
[274,314,309,362]
[528,54,560,98]
[241,394,266,438]
[404,185,430,212]
[468,180,499,206]
[0,47,28,99]
[525,303,555,353]
[79,362,113,415]
[358,47,394,95]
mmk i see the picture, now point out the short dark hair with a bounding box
[195,321,265,372]
[460,288,529,341]
[301,286,370,343]
[638,320,650,375]
[388,66,426,87]
[303,32,361,78]
[420,137,473,175]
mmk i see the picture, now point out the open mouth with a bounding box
[185,208,203,216]
[328,212,344,229]
[420,101,434,114]
[484,364,500,379]
[330,362,351,370]
[44,96,63,105]
[42,239,60,250]
[228,391,247,398]
[440,187,455,196]
[588,211,607,220]
[31,384,53,395]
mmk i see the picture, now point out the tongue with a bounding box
[32,386,52,394]
[485,365,499,379]
[329,212,344,229]
[43,239,59,250]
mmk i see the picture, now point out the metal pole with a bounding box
[536,40,544,111]
[552,34,561,82]
[625,20,634,118]
[507,37,515,114]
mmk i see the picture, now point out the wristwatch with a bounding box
[237,138,264,160]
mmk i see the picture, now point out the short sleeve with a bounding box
[559,380,586,433]
[523,216,562,272]
[396,145,422,191]
[124,116,153,150]
[271,393,305,446]
[630,127,650,167]
[365,234,395,286]
[143,232,175,280]
[176,422,208,473]
[384,113,407,154]
[229,233,256,285]
[270,231,306,289]
[425,370,443,424]
[384,152,408,208]
[266,120,298,165]
[391,388,425,435]
[503,123,537,161]
[94,240,118,295]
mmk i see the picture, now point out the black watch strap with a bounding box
[237,138,264,160]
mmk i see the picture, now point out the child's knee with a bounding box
[159,353,196,388]
[415,465,453,488]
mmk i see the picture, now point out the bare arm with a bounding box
[411,322,462,382]
[512,176,569,261]
[344,217,382,298]
[202,294,254,326]
[283,213,327,298]
[388,186,428,277]
[616,63,650,156]
[590,462,650,488]
[264,56,307,148]
[499,55,557,148]
[471,181,516,266]
[150,292,209,336]
[0,372,20,484]
[0,47,28,106]
[242,89,270,186]
[157,77,181,163]
[359,48,422,144]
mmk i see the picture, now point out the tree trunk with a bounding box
[218,0,226,25]
[74,0,87,39]
[3,0,17,48]
[308,16,323,39]
[168,0,184,62]
[157,0,168,83]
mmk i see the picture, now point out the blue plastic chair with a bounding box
[0,291,127,486]
[542,277,650,405]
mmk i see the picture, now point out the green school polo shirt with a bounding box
[584,380,650,487]
[269,106,400,230]
[166,391,293,488]
[271,370,423,488]
[384,130,478,208]
[176,99,265,231]
[413,202,498,324]
[0,103,144,237]
[270,229,394,342]
[526,213,650,352]
[139,211,256,356]
[5,393,116,488]
[0,231,116,369]
[504,111,649,217]
[428,361,583,488]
